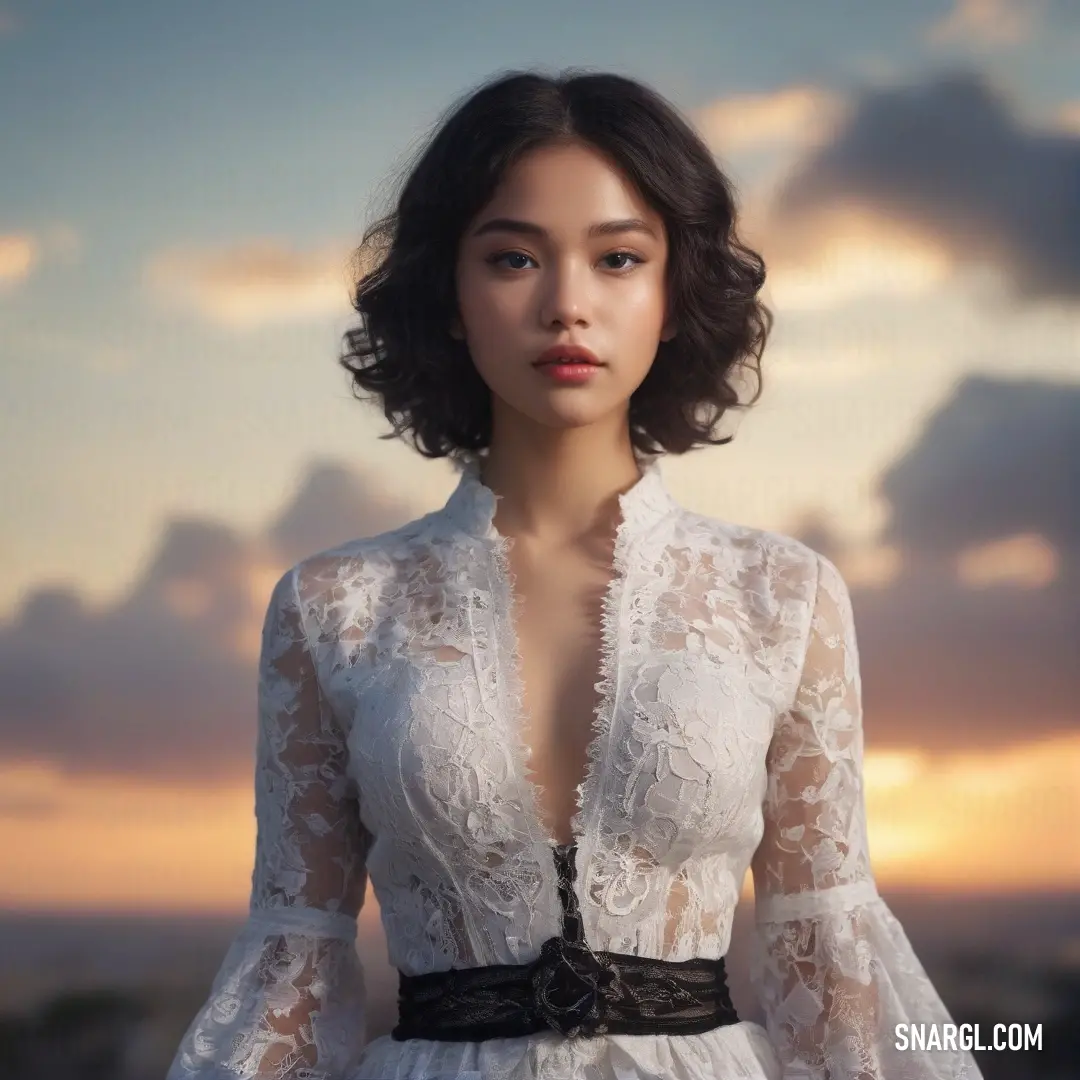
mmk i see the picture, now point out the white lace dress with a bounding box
[167,452,983,1080]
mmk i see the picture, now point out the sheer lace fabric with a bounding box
[168,453,982,1079]
[749,556,977,1079]
[167,566,373,1079]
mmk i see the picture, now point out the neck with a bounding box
[478,414,644,545]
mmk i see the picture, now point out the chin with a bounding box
[492,385,624,430]
[528,401,615,429]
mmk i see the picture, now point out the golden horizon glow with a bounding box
[3,732,1078,916]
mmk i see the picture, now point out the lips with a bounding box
[533,344,602,367]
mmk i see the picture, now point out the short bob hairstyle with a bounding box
[340,66,771,461]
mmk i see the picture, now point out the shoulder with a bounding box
[275,509,444,624]
[672,506,825,581]
[668,507,849,644]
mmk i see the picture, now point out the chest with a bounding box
[505,541,615,844]
[342,531,782,857]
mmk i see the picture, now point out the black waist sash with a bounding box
[392,842,740,1041]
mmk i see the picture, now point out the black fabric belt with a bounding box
[392,842,740,1041]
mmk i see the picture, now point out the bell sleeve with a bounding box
[167,565,373,1079]
[749,552,983,1080]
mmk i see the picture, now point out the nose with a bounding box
[539,257,592,329]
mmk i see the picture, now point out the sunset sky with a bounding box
[1,0,1078,917]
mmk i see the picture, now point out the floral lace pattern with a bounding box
[391,841,740,1044]
[168,453,982,1079]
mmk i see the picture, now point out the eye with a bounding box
[487,251,535,271]
[485,250,645,272]
[601,251,644,271]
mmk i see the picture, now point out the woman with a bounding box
[168,68,983,1079]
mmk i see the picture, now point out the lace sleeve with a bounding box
[167,565,373,1079]
[749,553,982,1080]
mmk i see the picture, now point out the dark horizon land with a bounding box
[1,885,1077,1078]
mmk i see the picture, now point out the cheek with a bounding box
[617,276,668,321]
[458,275,519,335]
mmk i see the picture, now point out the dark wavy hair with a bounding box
[339,66,772,460]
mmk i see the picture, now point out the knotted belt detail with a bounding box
[392,843,740,1041]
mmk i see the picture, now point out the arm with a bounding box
[168,565,373,1079]
[750,552,982,1080]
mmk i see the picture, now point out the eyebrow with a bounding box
[470,216,660,241]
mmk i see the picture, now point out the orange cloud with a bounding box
[758,202,956,311]
[0,224,81,292]
[755,72,1080,304]
[956,532,1059,588]
[0,233,38,287]
[692,85,849,157]
[146,238,354,329]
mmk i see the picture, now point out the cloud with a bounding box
[1056,100,1080,135]
[0,224,82,293]
[266,460,418,567]
[839,375,1080,752]
[758,203,957,311]
[693,84,954,310]
[881,375,1079,556]
[692,85,848,157]
[0,464,419,785]
[925,0,1047,48]
[764,70,1080,304]
[0,374,1075,787]
[0,234,38,288]
[145,238,354,329]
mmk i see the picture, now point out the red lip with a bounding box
[533,343,603,366]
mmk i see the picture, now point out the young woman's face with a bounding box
[453,140,674,436]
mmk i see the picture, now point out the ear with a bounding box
[660,317,677,342]
[449,316,464,341]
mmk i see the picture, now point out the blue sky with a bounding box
[3,0,1078,617]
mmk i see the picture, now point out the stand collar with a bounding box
[441,450,678,541]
